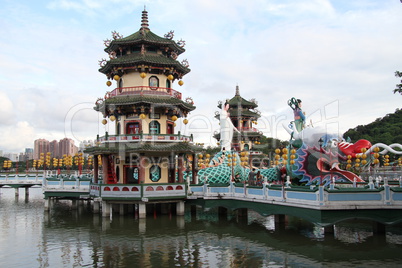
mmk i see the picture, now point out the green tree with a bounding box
[394,71,402,95]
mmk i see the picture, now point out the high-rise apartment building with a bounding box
[33,139,50,160]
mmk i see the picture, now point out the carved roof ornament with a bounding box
[112,30,123,40]
[98,58,107,67]
[164,30,174,40]
[177,39,186,48]
[109,51,117,59]
[181,59,189,68]
[104,39,112,47]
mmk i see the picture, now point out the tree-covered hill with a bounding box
[343,108,402,145]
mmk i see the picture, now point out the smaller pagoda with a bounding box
[214,85,263,151]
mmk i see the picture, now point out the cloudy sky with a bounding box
[0,0,401,153]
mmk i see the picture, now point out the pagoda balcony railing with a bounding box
[106,86,182,100]
[97,133,193,143]
[90,183,187,200]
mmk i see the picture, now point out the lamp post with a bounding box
[318,138,324,186]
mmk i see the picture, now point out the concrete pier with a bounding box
[176,201,185,216]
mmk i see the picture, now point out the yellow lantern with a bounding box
[373,147,380,152]
[167,74,174,81]
[109,115,116,121]
[113,75,120,81]
[171,115,178,121]
[178,80,184,86]
[139,114,146,119]
[198,154,203,159]
[102,119,107,125]
[282,148,288,154]
[183,118,188,125]
[106,81,112,87]
[140,72,146,79]
[291,149,296,154]
[361,160,367,165]
[290,160,295,165]
[275,149,281,154]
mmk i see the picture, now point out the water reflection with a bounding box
[1,187,402,267]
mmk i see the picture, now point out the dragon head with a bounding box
[292,144,364,186]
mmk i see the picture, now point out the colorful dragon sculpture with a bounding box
[195,97,402,186]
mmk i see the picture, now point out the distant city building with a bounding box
[24,148,34,161]
[3,153,18,161]
[34,139,50,160]
[50,140,59,158]
[59,138,78,157]
[33,138,78,159]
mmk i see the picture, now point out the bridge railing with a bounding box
[43,177,91,192]
[189,181,402,209]
[0,174,42,185]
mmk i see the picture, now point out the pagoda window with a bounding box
[126,122,140,134]
[149,120,160,134]
[149,76,159,89]
[244,144,249,151]
[149,165,161,182]
[125,166,139,184]
[166,79,171,89]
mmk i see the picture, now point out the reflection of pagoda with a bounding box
[85,9,201,218]
[214,85,263,152]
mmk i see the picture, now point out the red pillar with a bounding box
[192,153,197,184]
[93,155,99,183]
[178,154,184,183]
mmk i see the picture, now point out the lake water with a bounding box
[1,187,402,267]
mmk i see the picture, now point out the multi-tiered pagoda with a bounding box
[86,10,201,218]
[214,85,263,152]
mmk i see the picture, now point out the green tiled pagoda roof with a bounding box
[227,95,257,108]
[85,142,203,154]
[106,29,185,54]
[214,109,260,120]
[95,95,196,112]
[99,53,190,75]
[228,109,260,118]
